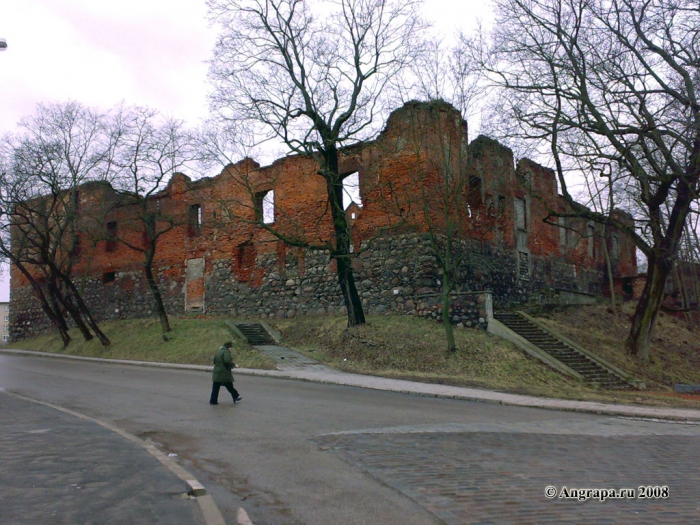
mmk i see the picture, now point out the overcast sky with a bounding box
[0,0,493,302]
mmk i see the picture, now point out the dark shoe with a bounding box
[209,402,218,405]
[233,396,242,403]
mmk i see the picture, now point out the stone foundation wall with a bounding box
[9,232,605,341]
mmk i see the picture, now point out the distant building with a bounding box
[0,302,9,344]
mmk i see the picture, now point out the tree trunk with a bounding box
[441,288,456,352]
[602,239,616,316]
[625,252,672,360]
[324,149,366,327]
[48,276,94,342]
[57,270,111,347]
[15,263,71,347]
[144,252,171,339]
[336,254,366,327]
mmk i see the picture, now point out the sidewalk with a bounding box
[0,391,217,525]
[3,346,700,422]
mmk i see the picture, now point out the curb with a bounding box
[3,347,700,422]
[2,389,230,525]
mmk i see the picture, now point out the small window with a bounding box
[188,204,202,236]
[3,326,8,332]
[102,271,115,284]
[611,232,620,259]
[587,222,596,258]
[559,217,567,248]
[518,251,530,280]
[3,316,8,322]
[2,335,8,342]
[106,221,118,253]
[255,190,275,224]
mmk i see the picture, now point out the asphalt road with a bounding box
[2,353,699,525]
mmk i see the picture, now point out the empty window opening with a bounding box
[102,271,115,284]
[255,190,275,224]
[515,198,527,231]
[188,204,202,236]
[106,222,118,253]
[343,172,363,210]
[497,195,506,214]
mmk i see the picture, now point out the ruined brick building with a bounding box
[10,101,637,339]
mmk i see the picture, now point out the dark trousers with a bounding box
[210,382,240,404]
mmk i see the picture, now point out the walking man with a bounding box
[210,341,242,405]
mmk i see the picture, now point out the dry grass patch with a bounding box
[535,302,700,390]
[10,317,276,370]
[271,315,580,394]
[271,311,700,407]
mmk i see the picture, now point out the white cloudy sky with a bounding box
[0,0,493,301]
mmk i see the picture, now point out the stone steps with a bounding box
[494,313,632,389]
[235,323,276,345]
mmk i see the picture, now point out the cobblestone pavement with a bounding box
[0,393,206,525]
[315,418,700,525]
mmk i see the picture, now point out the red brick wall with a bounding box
[10,101,638,334]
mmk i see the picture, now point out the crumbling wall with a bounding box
[9,101,637,340]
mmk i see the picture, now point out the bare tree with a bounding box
[106,106,196,340]
[206,0,425,326]
[0,152,74,346]
[1,102,115,346]
[471,0,700,360]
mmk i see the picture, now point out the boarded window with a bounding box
[515,198,527,231]
[518,251,530,280]
[236,242,256,282]
[185,258,205,312]
[106,222,118,253]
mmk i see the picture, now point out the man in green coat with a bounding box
[209,342,242,405]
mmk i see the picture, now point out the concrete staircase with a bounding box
[234,323,276,345]
[492,312,636,390]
